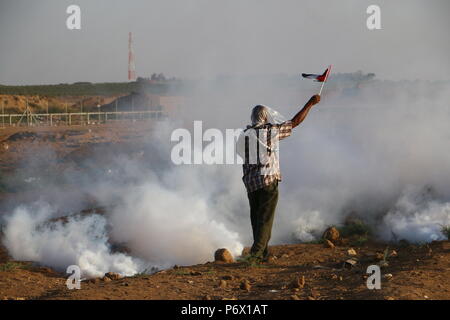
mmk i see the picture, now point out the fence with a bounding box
[0,110,165,128]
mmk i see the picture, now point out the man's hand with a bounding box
[308,94,321,106]
[291,95,321,128]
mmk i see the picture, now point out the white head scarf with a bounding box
[237,105,286,161]
[250,104,286,127]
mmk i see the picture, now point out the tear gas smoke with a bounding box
[2,78,450,278]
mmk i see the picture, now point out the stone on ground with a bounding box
[240,279,251,291]
[214,248,234,263]
[104,272,122,280]
[290,275,305,289]
[322,227,340,242]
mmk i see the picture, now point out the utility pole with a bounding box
[128,32,136,81]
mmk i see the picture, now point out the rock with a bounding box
[240,279,251,291]
[324,240,335,249]
[290,276,305,289]
[389,250,398,257]
[214,248,234,263]
[218,280,227,289]
[322,227,340,242]
[347,248,357,256]
[291,295,301,300]
[104,272,122,280]
[383,273,393,280]
[344,258,358,268]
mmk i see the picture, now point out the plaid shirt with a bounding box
[238,121,292,193]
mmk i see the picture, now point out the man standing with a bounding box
[238,95,321,262]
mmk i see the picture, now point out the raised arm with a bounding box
[291,95,321,128]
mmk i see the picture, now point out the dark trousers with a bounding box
[247,181,279,259]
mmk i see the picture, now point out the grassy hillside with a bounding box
[0,81,178,97]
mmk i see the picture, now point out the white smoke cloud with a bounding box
[378,186,450,243]
[2,202,143,278]
[109,181,243,267]
[1,123,245,277]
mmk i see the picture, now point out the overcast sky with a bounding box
[0,0,449,85]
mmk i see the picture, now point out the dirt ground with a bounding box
[0,123,449,300]
[0,241,449,300]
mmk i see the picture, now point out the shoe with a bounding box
[239,254,262,265]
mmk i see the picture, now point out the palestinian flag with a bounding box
[302,66,332,82]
